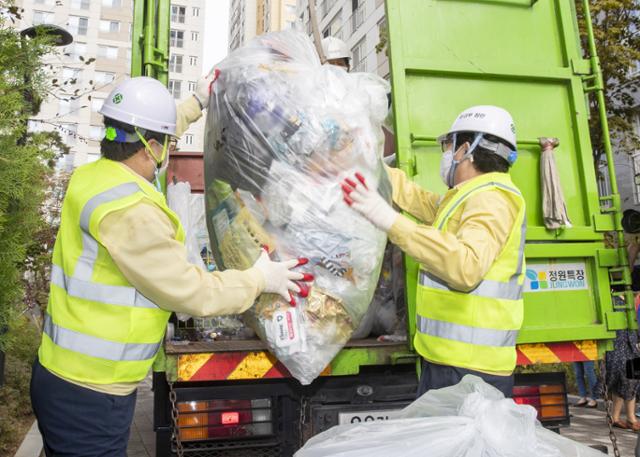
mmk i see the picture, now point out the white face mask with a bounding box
[440,149,454,187]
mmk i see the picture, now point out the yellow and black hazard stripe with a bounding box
[516,340,598,365]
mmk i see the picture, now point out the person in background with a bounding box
[601,217,640,431]
[321,36,351,70]
[572,361,598,408]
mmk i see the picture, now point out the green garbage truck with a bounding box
[130,0,636,455]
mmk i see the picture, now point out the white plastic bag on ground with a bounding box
[203,30,390,384]
[295,376,604,457]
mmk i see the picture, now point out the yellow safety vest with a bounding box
[414,172,526,373]
[38,158,185,384]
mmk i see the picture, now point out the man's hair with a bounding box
[100,117,166,161]
[456,131,510,174]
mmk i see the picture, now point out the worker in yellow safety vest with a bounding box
[342,106,526,398]
[30,74,312,457]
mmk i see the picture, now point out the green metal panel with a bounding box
[385,0,633,349]
[130,0,170,83]
[131,0,145,77]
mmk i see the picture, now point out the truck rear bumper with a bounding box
[153,364,418,457]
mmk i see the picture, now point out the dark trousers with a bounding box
[30,357,137,457]
[417,360,514,398]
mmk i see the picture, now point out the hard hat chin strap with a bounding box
[446,133,483,188]
[135,127,169,166]
[135,128,169,191]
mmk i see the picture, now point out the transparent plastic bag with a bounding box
[203,30,390,384]
[295,376,605,457]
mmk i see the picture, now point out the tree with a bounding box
[0,1,68,351]
[576,0,640,166]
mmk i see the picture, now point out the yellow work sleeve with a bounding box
[175,96,203,138]
[99,202,265,317]
[387,190,518,291]
[385,165,440,225]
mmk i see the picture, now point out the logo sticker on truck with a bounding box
[524,262,588,292]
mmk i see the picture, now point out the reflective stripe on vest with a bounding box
[416,315,517,347]
[50,264,158,309]
[74,182,142,281]
[419,271,523,301]
[436,181,522,230]
[43,313,160,361]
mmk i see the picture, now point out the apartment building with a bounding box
[16,0,205,166]
[229,0,296,51]
[256,0,297,35]
[229,0,257,51]
[297,0,388,78]
[168,1,206,152]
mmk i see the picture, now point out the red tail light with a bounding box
[221,411,240,425]
[513,382,568,424]
[177,398,273,441]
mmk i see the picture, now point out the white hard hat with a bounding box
[99,76,177,136]
[445,105,516,150]
[321,36,350,62]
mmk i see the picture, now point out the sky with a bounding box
[202,0,231,72]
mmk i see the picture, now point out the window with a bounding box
[68,16,89,36]
[100,20,120,33]
[352,38,366,72]
[189,55,197,66]
[191,31,199,41]
[352,0,366,31]
[71,0,90,9]
[59,98,79,116]
[169,54,183,73]
[91,97,104,112]
[98,45,118,59]
[102,0,122,6]
[184,134,194,146]
[192,6,200,17]
[90,125,105,141]
[168,80,182,99]
[170,29,184,48]
[188,81,196,92]
[62,67,82,84]
[95,71,115,84]
[33,10,54,25]
[71,42,87,61]
[61,123,78,146]
[171,5,186,23]
[325,11,341,38]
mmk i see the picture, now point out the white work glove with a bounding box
[193,68,219,110]
[342,172,398,232]
[253,249,312,306]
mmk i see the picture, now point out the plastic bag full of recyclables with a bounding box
[295,375,605,457]
[203,29,391,385]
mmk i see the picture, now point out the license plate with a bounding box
[338,409,401,425]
